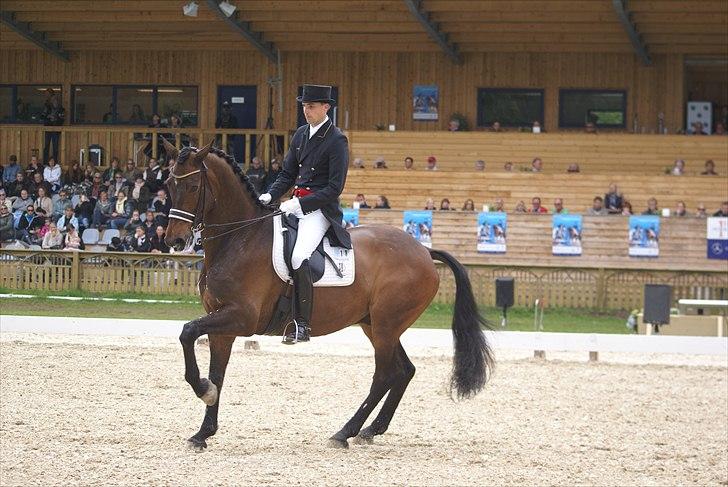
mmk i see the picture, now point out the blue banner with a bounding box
[403,210,433,248]
[413,85,439,121]
[629,215,660,257]
[707,217,728,260]
[552,214,582,256]
[342,208,359,229]
[477,212,507,253]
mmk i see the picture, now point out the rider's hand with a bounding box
[258,193,272,205]
[280,197,303,217]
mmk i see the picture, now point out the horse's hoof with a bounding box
[187,438,207,453]
[327,436,349,449]
[200,378,218,406]
[353,434,374,445]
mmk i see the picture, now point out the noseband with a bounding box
[168,164,208,233]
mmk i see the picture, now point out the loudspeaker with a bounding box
[644,284,671,325]
[495,277,514,309]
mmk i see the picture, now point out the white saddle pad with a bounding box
[272,215,355,287]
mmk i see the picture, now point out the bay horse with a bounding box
[162,139,494,450]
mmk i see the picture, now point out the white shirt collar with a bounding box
[308,116,329,139]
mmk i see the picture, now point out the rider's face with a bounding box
[302,102,329,126]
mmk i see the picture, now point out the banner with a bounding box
[413,85,438,121]
[342,208,359,229]
[707,217,728,260]
[552,214,582,256]
[477,212,507,253]
[403,210,433,248]
[628,215,660,257]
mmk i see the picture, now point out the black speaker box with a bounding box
[496,278,514,308]
[644,284,671,325]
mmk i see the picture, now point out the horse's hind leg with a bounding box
[188,334,235,451]
[355,342,415,444]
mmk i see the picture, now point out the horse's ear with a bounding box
[193,139,215,164]
[162,137,179,161]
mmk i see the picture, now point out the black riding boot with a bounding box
[283,259,312,344]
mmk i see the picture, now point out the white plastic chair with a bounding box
[99,228,120,245]
[81,228,100,245]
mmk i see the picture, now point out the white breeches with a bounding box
[291,209,330,269]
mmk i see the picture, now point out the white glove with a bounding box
[258,193,272,204]
[280,197,304,218]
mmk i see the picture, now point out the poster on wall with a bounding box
[552,214,583,256]
[413,85,439,121]
[707,217,728,260]
[403,210,433,248]
[342,208,359,229]
[628,215,660,257]
[477,212,507,253]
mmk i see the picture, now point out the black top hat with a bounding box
[297,84,335,105]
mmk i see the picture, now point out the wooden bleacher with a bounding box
[347,131,728,175]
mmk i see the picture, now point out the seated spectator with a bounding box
[552,198,568,214]
[43,157,62,193]
[642,197,660,215]
[246,157,267,194]
[29,172,51,198]
[622,201,633,216]
[130,226,151,252]
[108,172,129,199]
[714,201,728,217]
[474,160,485,171]
[74,194,94,231]
[103,157,122,184]
[265,158,282,191]
[671,159,685,176]
[0,189,12,213]
[17,205,43,245]
[462,199,475,211]
[503,162,514,172]
[492,198,505,213]
[674,201,688,217]
[715,122,726,135]
[143,210,158,238]
[109,189,132,229]
[447,118,461,132]
[403,157,414,170]
[89,172,105,200]
[439,198,454,211]
[690,121,707,135]
[567,163,580,173]
[0,205,15,241]
[604,183,623,214]
[532,121,542,134]
[425,156,438,171]
[106,236,125,252]
[82,167,94,184]
[373,157,388,169]
[150,225,170,254]
[2,154,20,187]
[124,210,144,234]
[8,172,29,198]
[41,222,64,249]
[353,194,370,209]
[12,189,33,213]
[514,200,527,213]
[352,158,365,169]
[92,191,113,228]
[584,122,597,134]
[695,204,707,218]
[36,216,51,241]
[143,158,164,193]
[529,197,548,213]
[588,196,607,216]
[63,160,84,186]
[56,206,78,234]
[531,158,543,172]
[701,160,718,175]
[151,189,171,226]
[63,224,84,251]
[130,176,151,213]
[424,198,436,210]
[488,121,502,132]
[34,187,53,218]
[24,156,42,180]
[52,189,72,221]
[122,159,139,183]
[374,195,390,209]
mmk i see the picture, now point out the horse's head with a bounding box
[163,138,214,251]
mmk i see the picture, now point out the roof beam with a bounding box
[205,0,277,63]
[403,0,461,64]
[0,10,69,61]
[612,0,651,66]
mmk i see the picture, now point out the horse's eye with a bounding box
[190,185,199,192]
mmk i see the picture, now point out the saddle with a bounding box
[281,214,342,283]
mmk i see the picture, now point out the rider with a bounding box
[258,84,351,344]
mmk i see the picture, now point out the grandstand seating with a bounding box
[81,229,99,246]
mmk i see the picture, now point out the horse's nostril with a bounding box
[173,238,186,251]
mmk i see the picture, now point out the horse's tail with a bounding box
[429,249,494,399]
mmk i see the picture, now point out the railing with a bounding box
[1,249,725,311]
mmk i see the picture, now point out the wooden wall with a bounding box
[1,49,687,134]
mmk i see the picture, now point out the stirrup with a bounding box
[282,320,310,344]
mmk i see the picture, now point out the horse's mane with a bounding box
[178,145,269,211]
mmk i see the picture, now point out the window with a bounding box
[117,86,154,124]
[0,85,62,124]
[477,88,544,128]
[157,86,198,126]
[559,89,627,128]
[73,86,113,124]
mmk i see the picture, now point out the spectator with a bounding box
[532,121,542,134]
[109,189,132,230]
[63,224,84,251]
[56,206,78,234]
[690,121,707,135]
[108,172,129,199]
[29,173,51,198]
[553,198,568,214]
[265,158,282,191]
[462,199,475,211]
[529,197,548,214]
[82,166,94,183]
[0,190,10,213]
[36,216,51,241]
[695,204,708,218]
[403,157,414,170]
[489,121,502,132]
[2,155,19,186]
[106,236,125,252]
[124,210,144,234]
[246,157,267,194]
[122,159,139,182]
[503,162,514,172]
[352,158,365,169]
[492,198,505,213]
[604,183,623,214]
[567,163,580,173]
[474,160,485,171]
[588,196,608,216]
[514,200,527,213]
[17,205,43,244]
[622,201,633,216]
[584,122,597,134]
[425,156,438,171]
[715,122,726,135]
[143,115,167,160]
[642,197,660,215]
[439,198,455,211]
[103,157,121,184]
[12,189,33,213]
[129,176,151,213]
[92,191,113,228]
[130,226,151,252]
[215,101,238,155]
[150,225,170,253]
[447,118,461,132]
[25,156,42,180]
[374,195,391,209]
[0,205,15,241]
[129,104,145,124]
[531,158,543,173]
[143,158,164,193]
[671,159,685,176]
[353,193,370,209]
[701,160,718,176]
[74,194,94,231]
[714,201,728,217]
[152,189,171,225]
[42,95,65,163]
[63,160,84,185]
[34,187,53,217]
[89,172,104,200]
[143,210,158,238]
[8,172,29,198]
[674,201,689,217]
[424,198,436,210]
[51,189,72,220]
[43,157,62,192]
[41,222,64,249]
[373,157,388,169]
